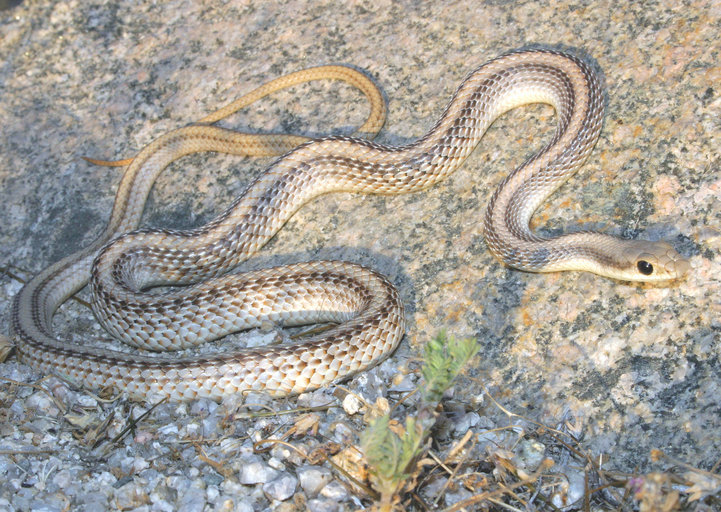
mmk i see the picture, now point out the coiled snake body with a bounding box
[10,49,688,401]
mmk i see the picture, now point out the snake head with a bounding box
[619,240,690,282]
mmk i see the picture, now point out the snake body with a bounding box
[10,49,688,401]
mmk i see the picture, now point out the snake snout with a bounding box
[635,241,689,280]
[665,247,691,277]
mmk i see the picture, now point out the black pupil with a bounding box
[637,260,654,275]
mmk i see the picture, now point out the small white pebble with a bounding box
[297,465,333,497]
[342,393,363,415]
[238,456,279,485]
[320,480,348,501]
[262,473,297,502]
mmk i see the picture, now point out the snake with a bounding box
[9,49,689,402]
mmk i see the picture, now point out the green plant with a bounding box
[360,332,479,510]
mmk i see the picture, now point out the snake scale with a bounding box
[10,48,689,401]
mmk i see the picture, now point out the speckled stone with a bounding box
[0,0,719,491]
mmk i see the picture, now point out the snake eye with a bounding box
[637,260,654,275]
